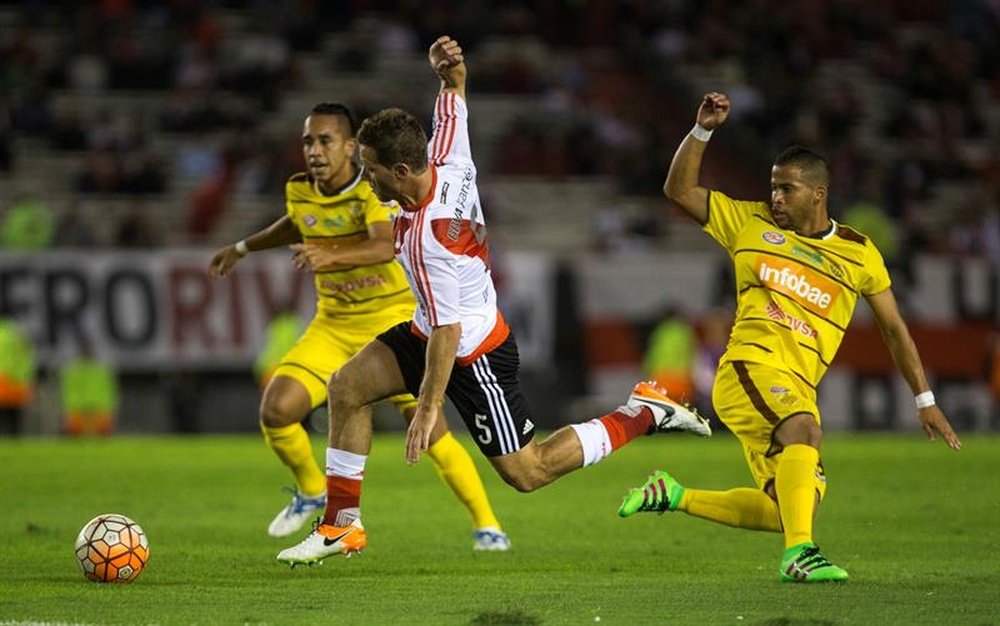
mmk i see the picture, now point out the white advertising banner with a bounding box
[0,250,315,368]
[0,249,559,370]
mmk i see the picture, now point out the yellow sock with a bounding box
[260,422,325,497]
[427,432,500,530]
[775,443,820,548]
[679,488,782,532]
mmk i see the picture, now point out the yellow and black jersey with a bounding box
[704,190,891,390]
[285,169,413,315]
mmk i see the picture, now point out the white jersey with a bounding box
[392,92,509,365]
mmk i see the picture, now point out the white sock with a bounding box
[570,420,612,467]
[326,447,367,479]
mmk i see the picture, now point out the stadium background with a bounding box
[1,0,998,435]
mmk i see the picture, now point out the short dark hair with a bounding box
[357,108,428,172]
[310,102,357,137]
[774,145,829,186]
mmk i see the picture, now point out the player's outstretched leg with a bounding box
[780,542,848,582]
[618,470,686,517]
[275,518,367,566]
[627,381,711,437]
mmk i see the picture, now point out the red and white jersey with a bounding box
[393,92,509,365]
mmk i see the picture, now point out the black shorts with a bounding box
[377,322,536,457]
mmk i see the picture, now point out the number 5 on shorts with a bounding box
[474,413,492,445]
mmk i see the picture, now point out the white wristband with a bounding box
[234,240,249,256]
[690,123,714,142]
[914,391,935,409]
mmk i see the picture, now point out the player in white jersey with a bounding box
[276,36,712,566]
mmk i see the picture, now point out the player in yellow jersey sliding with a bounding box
[618,92,962,582]
[209,102,510,551]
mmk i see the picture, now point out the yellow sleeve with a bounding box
[860,240,892,295]
[284,176,308,221]
[362,187,396,225]
[702,190,770,253]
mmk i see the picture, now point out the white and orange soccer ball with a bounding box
[74,514,149,583]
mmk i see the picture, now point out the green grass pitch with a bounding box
[1,432,997,625]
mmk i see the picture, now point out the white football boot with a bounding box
[267,489,327,538]
[626,381,712,437]
[473,527,511,552]
[276,519,367,567]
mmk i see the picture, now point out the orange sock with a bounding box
[323,476,361,526]
[598,407,654,449]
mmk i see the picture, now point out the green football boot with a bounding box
[618,470,685,517]
[780,542,849,582]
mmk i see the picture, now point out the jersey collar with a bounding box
[313,165,363,198]
[801,219,837,240]
[401,165,437,213]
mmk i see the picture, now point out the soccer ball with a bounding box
[74,513,149,583]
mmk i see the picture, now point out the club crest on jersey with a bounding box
[348,203,364,222]
[762,231,785,245]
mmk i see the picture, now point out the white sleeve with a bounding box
[428,93,471,167]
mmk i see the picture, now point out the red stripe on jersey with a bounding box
[431,93,456,166]
[413,312,510,366]
[455,311,510,366]
[440,93,457,164]
[431,94,446,165]
[402,212,431,325]
[429,217,490,266]
[413,206,438,325]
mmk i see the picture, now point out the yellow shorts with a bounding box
[712,360,827,500]
[272,301,418,413]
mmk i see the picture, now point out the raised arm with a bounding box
[429,35,466,101]
[208,216,301,278]
[664,92,731,225]
[865,288,962,450]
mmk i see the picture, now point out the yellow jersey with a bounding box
[704,190,891,390]
[285,169,413,315]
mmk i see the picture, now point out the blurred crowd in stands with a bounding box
[1,0,998,265]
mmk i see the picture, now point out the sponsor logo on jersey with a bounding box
[320,274,387,294]
[522,419,534,435]
[304,215,318,227]
[790,244,823,266]
[766,301,818,338]
[447,207,464,241]
[767,384,800,405]
[762,231,786,245]
[756,257,839,313]
[789,244,845,279]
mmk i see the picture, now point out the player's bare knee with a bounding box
[326,372,358,408]
[259,396,299,428]
[496,467,544,493]
[774,413,822,449]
